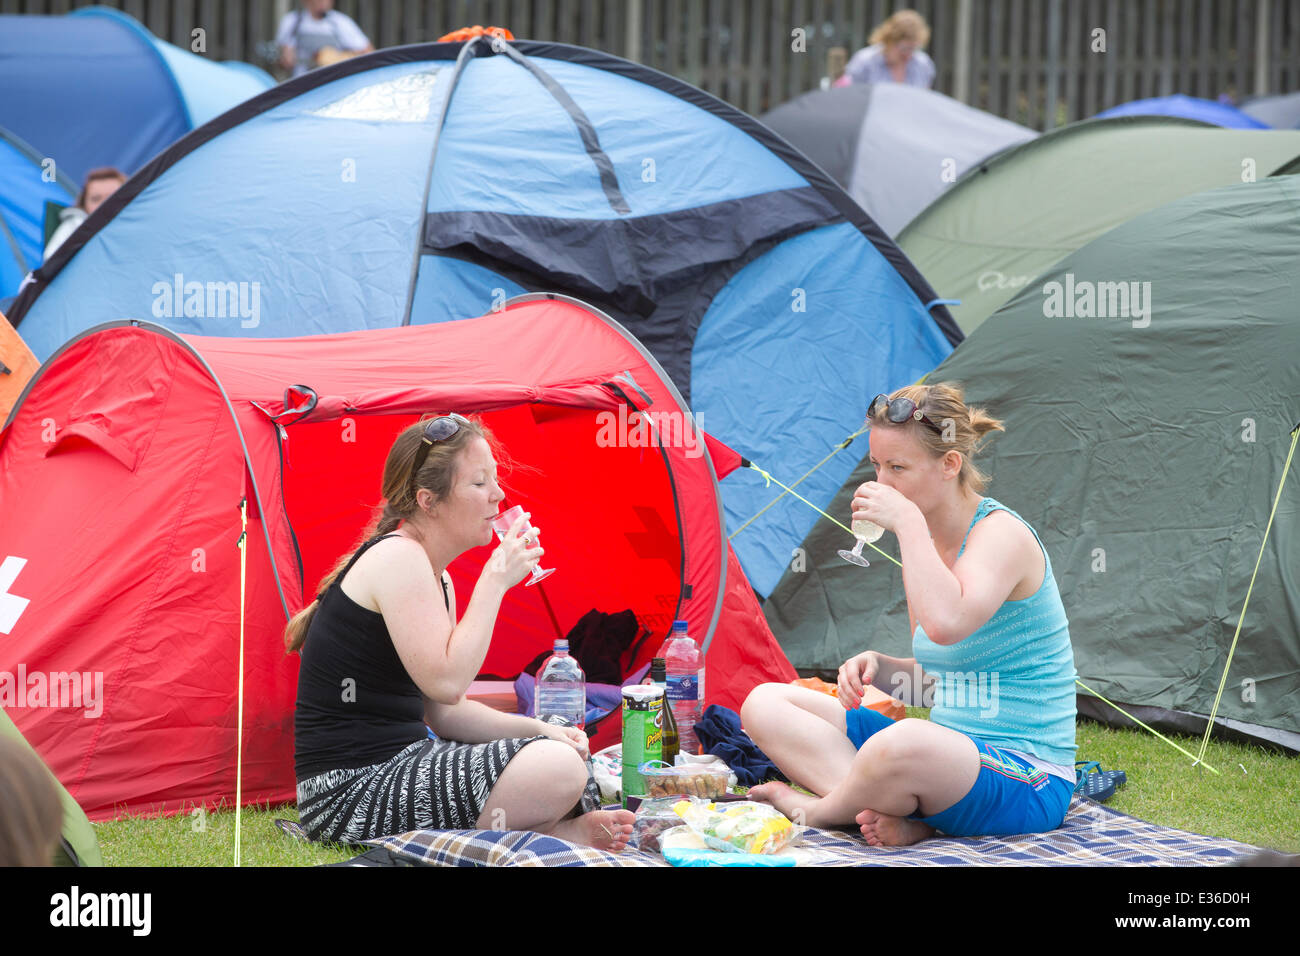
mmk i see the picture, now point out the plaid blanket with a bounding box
[356,797,1262,867]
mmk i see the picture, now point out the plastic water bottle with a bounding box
[656,620,704,754]
[535,638,586,730]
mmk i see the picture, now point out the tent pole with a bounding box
[400,36,486,326]
[234,497,249,867]
[953,0,972,105]
[1045,0,1061,131]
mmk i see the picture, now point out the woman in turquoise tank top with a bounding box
[746,383,1078,845]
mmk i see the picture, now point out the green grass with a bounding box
[92,801,363,867]
[1071,717,1300,854]
[88,715,1299,865]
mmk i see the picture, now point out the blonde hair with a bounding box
[283,414,497,653]
[869,9,931,49]
[868,381,1004,493]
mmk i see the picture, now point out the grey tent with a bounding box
[897,117,1300,335]
[1240,91,1300,129]
[766,175,1300,752]
[759,83,1035,237]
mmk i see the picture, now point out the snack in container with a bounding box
[631,796,686,853]
[637,760,730,799]
[672,796,797,854]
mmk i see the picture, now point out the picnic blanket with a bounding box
[347,797,1263,867]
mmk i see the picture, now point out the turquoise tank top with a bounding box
[912,498,1077,766]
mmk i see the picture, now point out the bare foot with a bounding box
[746,781,824,827]
[549,808,636,851]
[856,807,935,847]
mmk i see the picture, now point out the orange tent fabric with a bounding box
[0,312,38,424]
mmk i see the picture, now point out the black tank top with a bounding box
[294,533,451,780]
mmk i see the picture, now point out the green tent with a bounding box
[1,707,102,866]
[766,175,1300,752]
[897,117,1300,336]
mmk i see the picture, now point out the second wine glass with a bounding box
[837,517,885,568]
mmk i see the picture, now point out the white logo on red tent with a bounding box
[0,557,31,634]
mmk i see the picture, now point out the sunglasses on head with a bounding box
[869,393,943,434]
[411,413,471,487]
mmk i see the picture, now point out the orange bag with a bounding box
[437,25,515,42]
[1,312,39,424]
[790,677,905,722]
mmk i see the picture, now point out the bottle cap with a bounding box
[553,638,568,651]
[622,684,664,703]
[671,620,688,632]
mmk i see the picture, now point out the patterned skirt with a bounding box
[296,735,601,844]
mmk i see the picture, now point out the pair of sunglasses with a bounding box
[411,413,471,488]
[869,393,943,434]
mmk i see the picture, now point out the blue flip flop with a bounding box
[1075,761,1127,803]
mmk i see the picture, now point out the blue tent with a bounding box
[8,38,960,597]
[0,127,76,300]
[1095,94,1269,129]
[0,6,274,184]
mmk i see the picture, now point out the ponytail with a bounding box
[872,381,1005,494]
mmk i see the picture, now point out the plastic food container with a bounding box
[637,760,730,798]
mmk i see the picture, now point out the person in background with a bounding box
[840,9,936,89]
[276,0,373,79]
[43,167,126,262]
[0,736,63,866]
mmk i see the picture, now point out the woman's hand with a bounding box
[837,650,880,710]
[851,480,920,534]
[486,512,544,589]
[536,722,590,760]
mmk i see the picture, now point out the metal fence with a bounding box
[4,0,1298,128]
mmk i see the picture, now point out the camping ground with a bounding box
[90,714,1300,866]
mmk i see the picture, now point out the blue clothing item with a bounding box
[843,44,936,88]
[912,497,1078,767]
[845,706,1072,837]
[694,705,786,787]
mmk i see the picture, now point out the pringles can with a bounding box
[621,684,664,808]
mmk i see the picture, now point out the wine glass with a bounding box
[838,517,885,568]
[491,505,556,586]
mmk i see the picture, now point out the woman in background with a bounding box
[43,167,126,262]
[841,9,936,89]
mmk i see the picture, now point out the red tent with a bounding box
[0,295,794,820]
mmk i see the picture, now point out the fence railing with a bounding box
[4,0,1297,128]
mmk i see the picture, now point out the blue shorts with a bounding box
[845,707,1073,837]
